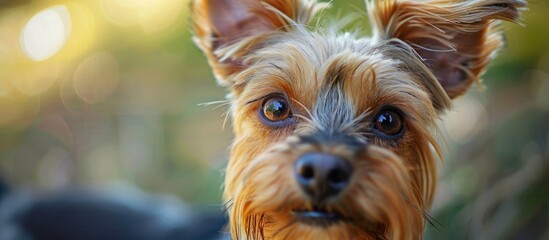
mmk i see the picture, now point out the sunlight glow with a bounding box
[101,0,185,35]
[20,5,72,61]
[140,0,185,35]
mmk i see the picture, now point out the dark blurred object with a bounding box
[0,0,31,8]
[0,177,8,201]
[0,183,227,240]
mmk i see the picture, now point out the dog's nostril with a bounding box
[328,168,348,184]
[300,165,315,179]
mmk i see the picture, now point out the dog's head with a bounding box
[192,0,525,239]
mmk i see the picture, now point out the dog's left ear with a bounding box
[192,0,328,85]
[368,0,526,99]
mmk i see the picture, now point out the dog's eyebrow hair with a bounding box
[245,97,265,105]
[270,63,283,71]
[245,93,284,105]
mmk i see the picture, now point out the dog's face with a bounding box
[192,0,524,239]
[219,35,445,239]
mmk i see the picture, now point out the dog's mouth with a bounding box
[292,206,343,226]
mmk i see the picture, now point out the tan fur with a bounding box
[191,0,525,239]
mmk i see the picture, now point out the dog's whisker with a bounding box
[410,202,443,232]
[293,114,314,127]
[198,99,231,109]
[222,199,235,216]
[290,97,312,118]
[421,210,443,232]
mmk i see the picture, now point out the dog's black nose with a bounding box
[294,152,352,202]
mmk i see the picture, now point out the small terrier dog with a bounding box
[191,0,525,239]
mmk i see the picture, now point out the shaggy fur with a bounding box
[191,0,525,239]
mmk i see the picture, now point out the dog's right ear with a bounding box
[192,0,327,85]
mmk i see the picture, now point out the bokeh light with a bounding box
[139,0,186,35]
[20,5,71,61]
[100,0,142,26]
[57,2,99,60]
[73,52,120,104]
[8,62,61,96]
[101,0,186,35]
[443,96,489,143]
[37,147,73,188]
[36,114,73,148]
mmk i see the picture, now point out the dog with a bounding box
[191,0,525,239]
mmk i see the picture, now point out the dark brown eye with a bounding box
[262,97,291,122]
[374,109,404,136]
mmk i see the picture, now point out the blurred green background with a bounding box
[0,0,547,239]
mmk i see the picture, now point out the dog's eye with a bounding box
[262,97,291,122]
[373,109,403,136]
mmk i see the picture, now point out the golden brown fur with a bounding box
[191,0,525,239]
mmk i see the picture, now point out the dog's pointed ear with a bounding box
[192,0,328,85]
[368,0,526,99]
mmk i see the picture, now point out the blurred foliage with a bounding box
[0,0,547,239]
